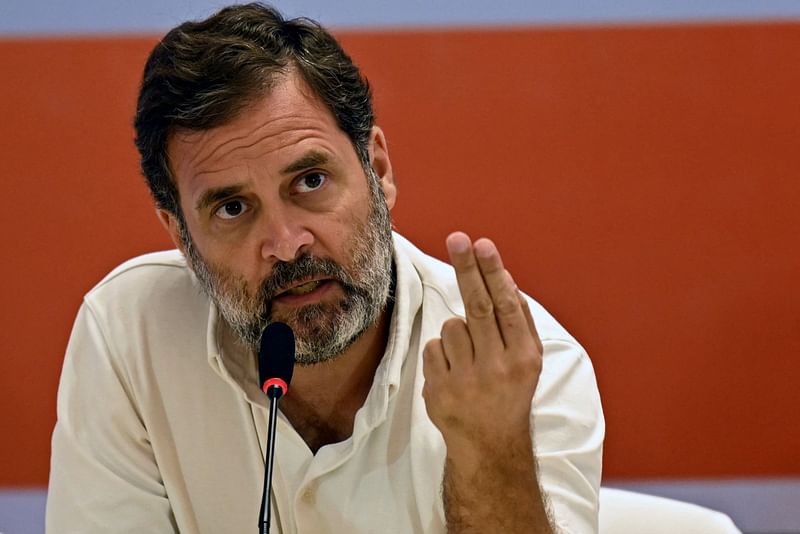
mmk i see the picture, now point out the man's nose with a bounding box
[258,206,313,262]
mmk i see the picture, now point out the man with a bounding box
[47,3,603,533]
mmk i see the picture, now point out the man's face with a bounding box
[161,71,396,364]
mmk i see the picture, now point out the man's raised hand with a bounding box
[422,231,543,458]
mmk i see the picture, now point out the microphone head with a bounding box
[258,321,295,397]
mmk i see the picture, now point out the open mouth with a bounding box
[275,279,331,299]
[283,280,322,296]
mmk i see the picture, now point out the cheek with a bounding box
[313,200,367,244]
[191,232,266,289]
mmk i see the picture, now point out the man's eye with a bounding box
[214,200,248,220]
[295,172,327,193]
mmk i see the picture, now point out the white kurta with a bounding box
[47,233,604,533]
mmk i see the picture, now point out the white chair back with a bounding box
[599,487,741,534]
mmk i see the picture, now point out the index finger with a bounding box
[446,232,503,354]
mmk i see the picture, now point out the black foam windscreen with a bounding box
[258,321,296,390]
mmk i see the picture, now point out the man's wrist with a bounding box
[441,433,552,534]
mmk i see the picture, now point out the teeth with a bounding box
[286,280,321,296]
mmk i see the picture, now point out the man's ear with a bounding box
[368,126,396,210]
[156,208,185,252]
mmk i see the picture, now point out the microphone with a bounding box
[257,321,295,534]
[258,321,295,399]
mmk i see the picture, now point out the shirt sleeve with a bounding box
[46,301,178,533]
[534,337,605,534]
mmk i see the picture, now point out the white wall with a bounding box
[1,0,800,35]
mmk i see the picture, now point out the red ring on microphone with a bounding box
[263,377,288,396]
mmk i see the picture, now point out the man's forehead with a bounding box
[167,70,344,183]
[170,70,332,147]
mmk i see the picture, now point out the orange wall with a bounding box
[1,22,798,485]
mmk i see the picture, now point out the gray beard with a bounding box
[178,173,394,365]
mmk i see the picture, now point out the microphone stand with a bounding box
[256,321,294,534]
[259,386,284,534]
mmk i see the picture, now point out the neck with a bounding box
[279,303,393,452]
[291,309,390,401]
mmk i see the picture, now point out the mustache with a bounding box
[257,253,354,301]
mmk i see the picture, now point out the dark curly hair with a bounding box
[134,2,374,215]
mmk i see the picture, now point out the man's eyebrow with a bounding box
[195,184,244,211]
[280,151,330,175]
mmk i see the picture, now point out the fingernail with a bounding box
[446,233,469,253]
[474,239,495,258]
